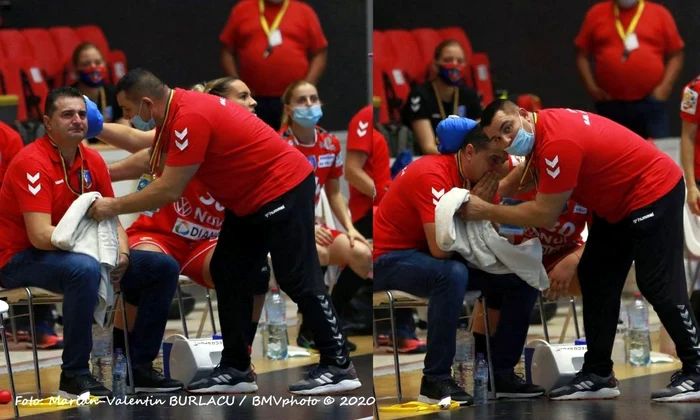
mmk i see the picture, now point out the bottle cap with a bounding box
[270,287,280,293]
[633,292,643,299]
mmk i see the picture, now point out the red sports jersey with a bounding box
[0,136,114,269]
[0,122,23,185]
[159,88,312,216]
[531,109,681,223]
[127,178,224,242]
[373,154,461,259]
[279,125,343,205]
[346,105,391,223]
[680,75,700,178]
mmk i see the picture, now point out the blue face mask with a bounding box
[504,115,535,156]
[293,105,323,128]
[131,100,156,131]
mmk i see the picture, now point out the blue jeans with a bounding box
[374,249,538,380]
[595,96,670,139]
[0,249,179,377]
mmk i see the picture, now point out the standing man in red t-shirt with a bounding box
[475,99,700,401]
[574,0,684,139]
[88,69,360,396]
[680,74,700,215]
[219,0,328,130]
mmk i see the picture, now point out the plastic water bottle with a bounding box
[452,326,475,393]
[263,288,288,360]
[112,348,127,400]
[91,325,112,389]
[627,293,651,366]
[473,353,489,404]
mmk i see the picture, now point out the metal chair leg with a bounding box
[176,285,189,339]
[120,296,135,395]
[373,385,380,420]
[571,297,581,339]
[1,318,19,418]
[206,290,217,335]
[482,297,496,401]
[24,288,41,397]
[386,291,402,403]
[538,293,550,343]
[8,305,17,344]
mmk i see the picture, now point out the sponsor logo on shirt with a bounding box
[633,212,655,224]
[174,197,192,217]
[545,155,560,179]
[318,154,336,168]
[335,151,344,168]
[573,204,588,215]
[174,127,189,151]
[682,87,698,115]
[431,187,445,206]
[356,121,369,137]
[26,172,41,196]
[322,137,336,152]
[172,218,220,240]
[411,96,421,113]
[307,156,317,169]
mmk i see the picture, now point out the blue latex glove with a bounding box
[436,116,478,154]
[84,95,104,139]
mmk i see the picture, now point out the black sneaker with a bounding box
[548,371,620,400]
[651,371,700,402]
[288,363,362,395]
[58,372,112,399]
[132,363,183,393]
[418,376,474,406]
[492,371,545,399]
[187,365,258,394]
[297,328,357,352]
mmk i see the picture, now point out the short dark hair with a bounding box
[462,125,491,152]
[72,42,104,68]
[434,39,463,61]
[480,99,520,128]
[115,68,168,101]
[45,86,84,117]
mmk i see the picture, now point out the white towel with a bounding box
[51,192,119,326]
[435,188,549,290]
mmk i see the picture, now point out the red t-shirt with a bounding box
[160,88,312,216]
[0,136,114,268]
[373,154,462,259]
[0,121,24,185]
[680,75,700,178]
[279,125,343,206]
[346,105,391,223]
[574,1,684,101]
[531,108,682,223]
[127,178,224,241]
[219,0,328,97]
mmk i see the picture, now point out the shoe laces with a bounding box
[441,377,465,394]
[498,370,526,384]
[77,374,103,389]
[669,370,688,386]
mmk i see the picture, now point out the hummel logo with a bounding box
[432,187,445,206]
[175,139,188,151]
[175,128,189,151]
[28,184,41,195]
[26,172,40,183]
[545,155,560,179]
[175,128,188,139]
[545,156,559,168]
[411,96,420,112]
[356,121,368,137]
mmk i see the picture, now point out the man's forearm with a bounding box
[466,200,556,228]
[115,178,179,215]
[221,47,239,77]
[660,51,684,91]
[305,49,327,85]
[681,133,697,187]
[117,226,130,255]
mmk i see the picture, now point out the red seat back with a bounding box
[0,30,34,63]
[108,50,128,84]
[0,58,49,122]
[75,25,110,58]
[411,28,443,76]
[48,26,83,85]
[383,30,425,85]
[0,59,27,121]
[21,28,62,83]
[471,53,495,106]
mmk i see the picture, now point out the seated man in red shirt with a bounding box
[0,87,183,398]
[373,125,546,404]
[475,99,700,401]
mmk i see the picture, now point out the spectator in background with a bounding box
[0,121,23,185]
[575,0,684,139]
[219,0,328,130]
[680,74,700,216]
[402,40,482,155]
[278,81,372,351]
[71,43,129,144]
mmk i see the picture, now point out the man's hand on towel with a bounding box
[88,197,119,221]
[459,194,489,222]
[110,253,130,291]
[466,171,499,203]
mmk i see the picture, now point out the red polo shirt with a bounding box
[0,136,114,269]
[346,105,391,223]
[219,0,328,97]
[574,1,684,101]
[158,88,312,216]
[680,75,700,178]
